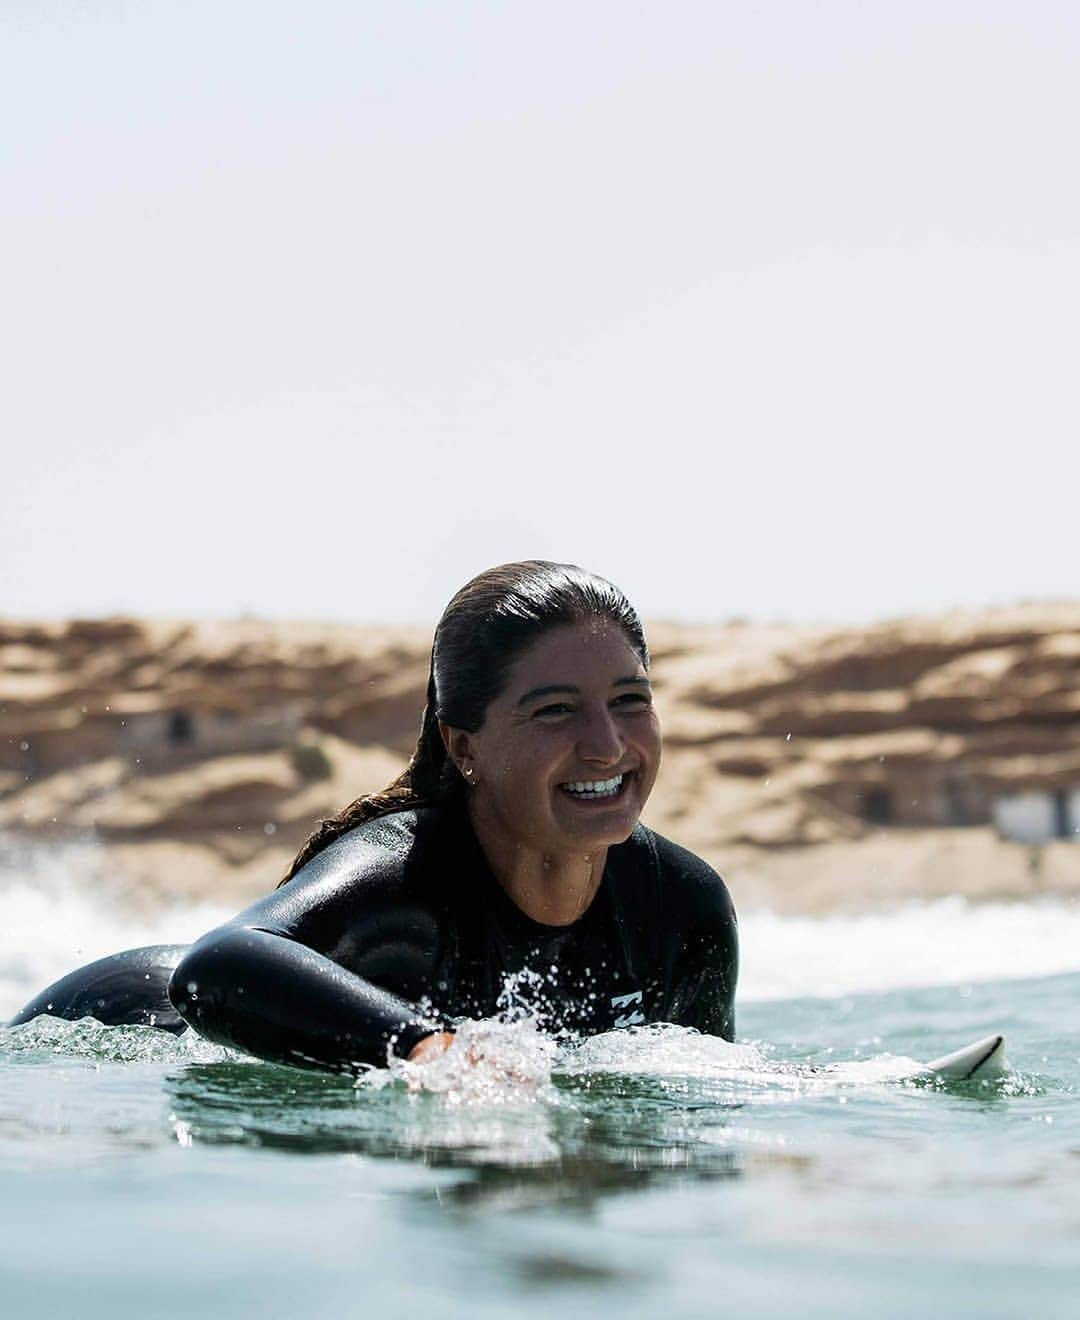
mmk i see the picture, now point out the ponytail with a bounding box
[278,671,459,886]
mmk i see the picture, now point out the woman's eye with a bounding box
[533,703,573,717]
[613,692,651,708]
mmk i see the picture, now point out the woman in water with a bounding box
[12,562,738,1072]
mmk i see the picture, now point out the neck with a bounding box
[466,800,608,926]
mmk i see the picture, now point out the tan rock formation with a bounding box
[2,604,1079,913]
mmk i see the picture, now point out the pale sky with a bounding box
[4,1,1078,626]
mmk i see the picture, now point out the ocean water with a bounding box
[2,844,1079,1319]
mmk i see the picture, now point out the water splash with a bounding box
[386,1017,558,1106]
[0,1014,238,1065]
[562,1022,765,1077]
[0,1010,1032,1122]
[559,1023,1022,1096]
[382,1018,988,1108]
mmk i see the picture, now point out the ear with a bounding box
[438,721,477,780]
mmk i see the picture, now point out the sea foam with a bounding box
[737,897,1080,1001]
[0,836,232,1020]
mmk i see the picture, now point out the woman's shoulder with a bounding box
[216,805,452,941]
[630,824,736,923]
[283,805,446,896]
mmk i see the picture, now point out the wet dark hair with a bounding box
[280,560,649,884]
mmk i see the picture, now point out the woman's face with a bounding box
[446,618,662,856]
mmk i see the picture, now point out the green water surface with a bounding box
[1,970,1076,1320]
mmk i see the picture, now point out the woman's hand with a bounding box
[399,1021,554,1097]
[406,1031,456,1064]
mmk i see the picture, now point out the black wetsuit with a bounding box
[11,806,738,1073]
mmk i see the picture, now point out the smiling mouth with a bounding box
[558,771,634,803]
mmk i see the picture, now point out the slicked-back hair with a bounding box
[279,561,648,884]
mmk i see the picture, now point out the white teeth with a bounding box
[560,774,626,798]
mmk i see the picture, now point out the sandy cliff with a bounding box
[2,606,1079,913]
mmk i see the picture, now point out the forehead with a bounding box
[503,619,645,690]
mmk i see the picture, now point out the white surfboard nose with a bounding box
[922,1033,1007,1080]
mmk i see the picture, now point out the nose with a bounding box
[576,704,625,765]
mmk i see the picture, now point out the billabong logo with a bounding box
[610,989,645,1028]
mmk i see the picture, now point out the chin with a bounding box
[555,808,641,851]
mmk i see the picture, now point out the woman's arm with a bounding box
[9,944,189,1033]
[168,923,443,1072]
[168,817,449,1072]
[667,911,739,1041]
[650,833,739,1041]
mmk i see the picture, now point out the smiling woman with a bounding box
[10,563,738,1074]
[445,617,661,926]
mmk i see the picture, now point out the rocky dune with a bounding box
[2,605,1079,914]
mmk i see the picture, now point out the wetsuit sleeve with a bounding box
[168,823,446,1073]
[8,945,189,1034]
[653,837,738,1040]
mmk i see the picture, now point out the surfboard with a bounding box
[918,1033,1007,1080]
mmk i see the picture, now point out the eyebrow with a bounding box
[515,676,651,708]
